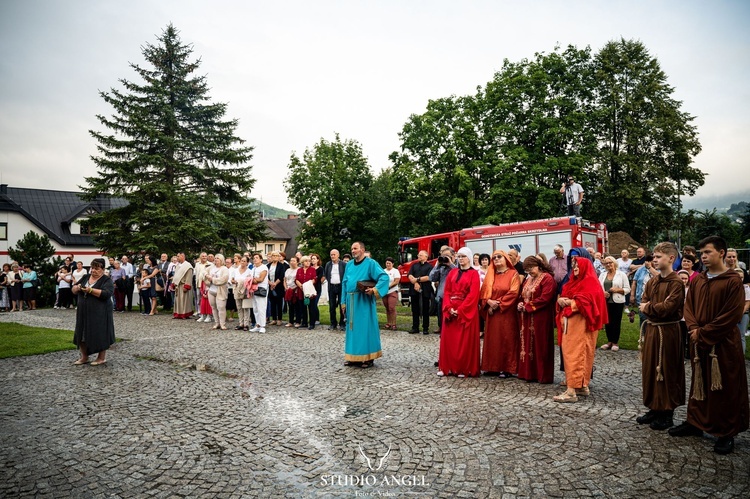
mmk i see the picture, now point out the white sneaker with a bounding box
[203,317,213,323]
[249,326,261,333]
[258,328,266,333]
[195,315,203,321]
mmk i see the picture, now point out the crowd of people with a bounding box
[3,234,749,454]
[0,263,40,312]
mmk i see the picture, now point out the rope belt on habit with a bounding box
[639,319,682,382]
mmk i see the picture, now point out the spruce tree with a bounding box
[82,24,265,257]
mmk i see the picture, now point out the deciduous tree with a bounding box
[284,134,375,257]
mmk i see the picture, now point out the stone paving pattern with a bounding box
[1,310,749,498]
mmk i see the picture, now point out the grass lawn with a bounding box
[0,322,76,359]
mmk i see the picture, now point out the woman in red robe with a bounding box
[438,247,481,377]
[517,255,557,384]
[479,250,522,377]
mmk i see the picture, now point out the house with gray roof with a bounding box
[0,184,127,265]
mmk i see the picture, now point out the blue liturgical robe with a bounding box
[341,257,390,362]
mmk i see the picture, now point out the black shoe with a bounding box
[408,329,419,334]
[714,437,734,454]
[308,325,315,330]
[433,361,439,367]
[422,331,429,335]
[328,325,336,330]
[339,325,346,331]
[649,413,674,431]
[636,410,659,425]
[668,421,702,437]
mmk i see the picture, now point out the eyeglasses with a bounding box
[492,256,504,260]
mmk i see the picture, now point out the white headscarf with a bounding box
[457,247,473,268]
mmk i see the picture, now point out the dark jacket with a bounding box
[324,260,347,287]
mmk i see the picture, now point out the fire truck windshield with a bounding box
[399,243,419,265]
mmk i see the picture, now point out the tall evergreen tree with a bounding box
[82,24,265,257]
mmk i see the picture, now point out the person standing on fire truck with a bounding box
[409,250,434,335]
[560,175,584,217]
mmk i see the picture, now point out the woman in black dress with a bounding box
[72,258,115,366]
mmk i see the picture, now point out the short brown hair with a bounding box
[653,242,679,258]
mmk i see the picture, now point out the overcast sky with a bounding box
[1,0,748,212]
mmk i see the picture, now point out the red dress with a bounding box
[480,269,521,373]
[438,268,481,377]
[517,272,556,383]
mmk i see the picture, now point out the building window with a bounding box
[79,220,92,235]
[71,219,92,236]
[265,244,274,254]
[0,223,6,241]
[280,244,285,253]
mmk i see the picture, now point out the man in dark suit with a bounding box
[323,249,347,331]
[408,250,434,335]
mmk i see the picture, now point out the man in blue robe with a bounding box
[341,241,390,368]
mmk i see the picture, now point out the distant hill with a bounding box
[254,201,296,219]
[682,191,750,213]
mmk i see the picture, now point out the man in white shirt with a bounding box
[323,249,347,331]
[560,175,584,217]
[616,249,632,275]
[120,255,136,312]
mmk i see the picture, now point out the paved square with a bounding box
[1,310,748,497]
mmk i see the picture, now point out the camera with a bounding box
[437,255,450,265]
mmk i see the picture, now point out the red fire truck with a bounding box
[397,216,608,302]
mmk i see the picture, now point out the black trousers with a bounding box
[269,289,284,320]
[605,301,625,344]
[411,293,431,332]
[125,277,135,311]
[328,283,343,327]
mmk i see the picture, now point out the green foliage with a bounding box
[284,134,377,258]
[385,40,703,242]
[82,24,266,257]
[7,231,60,306]
[589,39,703,243]
[681,209,743,247]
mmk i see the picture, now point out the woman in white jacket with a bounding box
[599,256,631,351]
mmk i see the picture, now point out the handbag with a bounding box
[183,284,192,291]
[255,286,268,297]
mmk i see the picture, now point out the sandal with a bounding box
[361,361,372,369]
[211,325,220,330]
[73,358,90,365]
[600,343,611,350]
[90,359,107,366]
[576,387,590,396]
[553,392,578,403]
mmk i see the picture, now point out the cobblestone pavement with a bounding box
[1,310,749,498]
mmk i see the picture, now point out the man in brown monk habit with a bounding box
[669,235,749,454]
[637,242,686,431]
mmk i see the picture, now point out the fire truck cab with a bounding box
[397,216,608,304]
